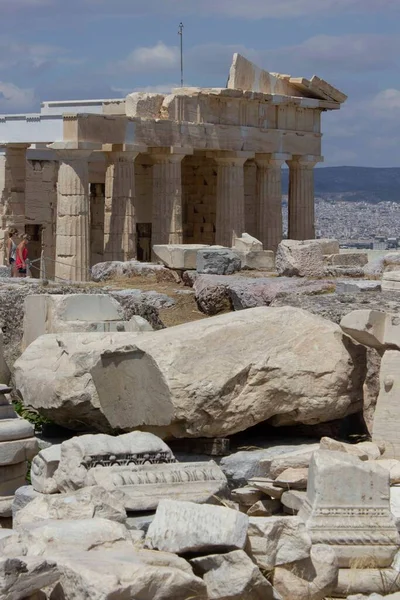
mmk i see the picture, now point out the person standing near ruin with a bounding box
[6,228,18,277]
[15,234,30,277]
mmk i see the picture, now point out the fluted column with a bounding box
[150,147,192,246]
[255,153,290,251]
[54,150,91,282]
[287,155,323,240]
[214,151,253,247]
[0,144,29,263]
[104,151,139,261]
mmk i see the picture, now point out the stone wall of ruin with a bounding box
[25,160,58,279]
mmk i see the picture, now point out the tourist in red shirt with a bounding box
[16,234,30,277]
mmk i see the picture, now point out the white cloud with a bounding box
[115,42,179,73]
[0,37,83,72]
[0,82,36,113]
[370,89,400,112]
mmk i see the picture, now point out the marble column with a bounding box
[54,150,91,282]
[0,144,29,263]
[104,151,139,261]
[215,151,253,247]
[287,155,322,241]
[255,153,290,251]
[150,148,191,246]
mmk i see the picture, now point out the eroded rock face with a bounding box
[14,307,366,438]
[191,550,275,600]
[49,550,208,600]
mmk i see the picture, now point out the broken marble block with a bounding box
[0,385,38,517]
[153,244,209,270]
[340,309,400,353]
[31,432,228,511]
[299,450,399,567]
[191,550,275,600]
[22,293,142,350]
[233,233,275,270]
[146,499,249,554]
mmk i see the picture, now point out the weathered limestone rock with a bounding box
[247,515,312,570]
[336,280,382,294]
[191,550,275,600]
[0,332,10,384]
[378,459,400,484]
[340,309,400,352]
[276,239,339,277]
[91,259,180,283]
[31,446,61,494]
[382,271,400,292]
[373,350,400,458]
[48,549,207,600]
[281,490,307,514]
[145,499,249,554]
[233,233,275,270]
[1,518,131,556]
[324,253,368,268]
[12,486,41,518]
[196,247,241,275]
[335,568,400,597]
[220,442,319,486]
[320,437,381,461]
[231,487,263,506]
[274,467,308,490]
[13,486,127,530]
[22,293,138,350]
[273,544,338,600]
[0,556,59,600]
[247,498,281,517]
[299,450,399,567]
[15,307,366,437]
[125,92,164,118]
[390,486,400,529]
[193,274,335,315]
[233,233,263,253]
[260,445,319,478]
[249,478,285,499]
[153,244,209,270]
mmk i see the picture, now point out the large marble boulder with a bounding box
[14,307,366,438]
[276,238,339,277]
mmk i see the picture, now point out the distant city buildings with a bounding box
[282,198,400,250]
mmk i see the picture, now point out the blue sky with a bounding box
[0,0,399,167]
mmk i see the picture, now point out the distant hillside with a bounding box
[281,166,400,203]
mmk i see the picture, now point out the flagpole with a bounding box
[178,22,184,87]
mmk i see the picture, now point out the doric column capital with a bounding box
[149,146,193,164]
[256,152,292,168]
[47,142,102,163]
[287,155,324,169]
[102,143,147,154]
[106,151,141,163]
[211,151,255,167]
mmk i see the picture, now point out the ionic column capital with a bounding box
[148,146,193,163]
[287,155,324,169]
[256,153,292,168]
[210,151,255,166]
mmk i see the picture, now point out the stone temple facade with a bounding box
[0,54,346,282]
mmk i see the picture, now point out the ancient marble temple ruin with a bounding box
[0,54,346,282]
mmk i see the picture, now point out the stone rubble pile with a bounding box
[0,430,399,598]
